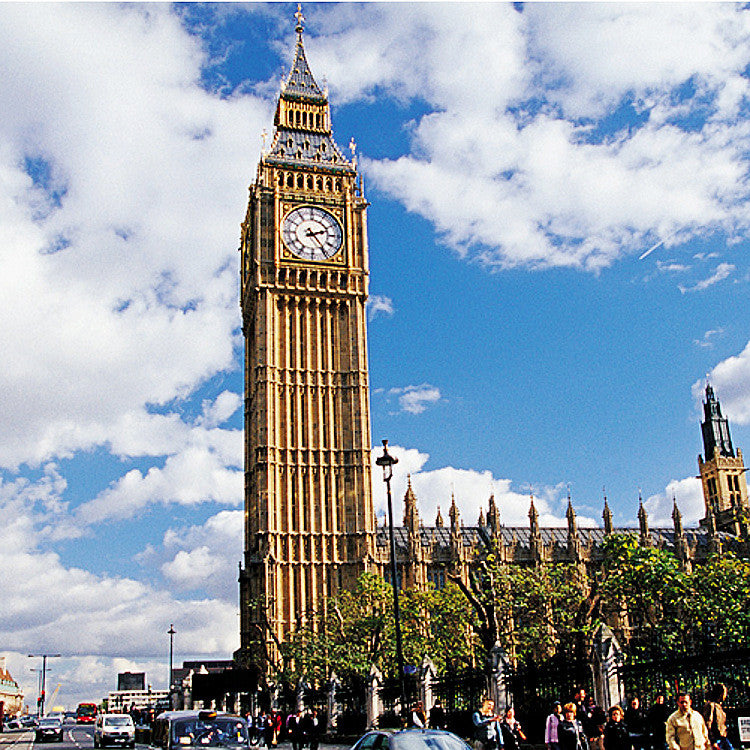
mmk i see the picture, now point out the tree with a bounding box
[451,547,590,668]
[683,551,750,650]
[597,534,686,654]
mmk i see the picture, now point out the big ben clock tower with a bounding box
[237,9,376,670]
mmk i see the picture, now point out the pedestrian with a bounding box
[604,706,633,750]
[545,701,563,750]
[411,701,427,729]
[559,703,587,750]
[430,700,447,730]
[288,710,305,750]
[702,684,733,750]
[573,690,590,727]
[473,698,503,750]
[271,710,282,747]
[647,695,670,750]
[500,707,527,750]
[625,698,648,750]
[587,697,607,750]
[302,708,322,750]
[666,694,709,750]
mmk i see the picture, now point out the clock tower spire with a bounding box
[237,9,374,672]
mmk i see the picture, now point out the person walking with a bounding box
[666,694,709,750]
[625,698,648,750]
[647,695,671,750]
[604,706,633,750]
[559,703,587,750]
[500,707,527,750]
[473,698,503,750]
[702,684,733,750]
[302,708,322,750]
[545,701,563,750]
[588,698,607,750]
[430,700,447,730]
[411,702,427,729]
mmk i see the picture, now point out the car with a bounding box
[149,710,250,750]
[35,716,64,742]
[351,729,473,750]
[4,717,22,731]
[94,714,137,748]
[21,715,39,728]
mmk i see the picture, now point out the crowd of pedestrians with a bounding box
[244,708,323,749]
[471,683,736,750]
[539,685,734,750]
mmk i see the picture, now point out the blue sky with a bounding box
[2,2,750,709]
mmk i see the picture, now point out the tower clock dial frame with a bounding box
[281,204,343,261]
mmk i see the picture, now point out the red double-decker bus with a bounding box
[76,703,97,724]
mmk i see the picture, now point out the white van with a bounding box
[94,714,136,748]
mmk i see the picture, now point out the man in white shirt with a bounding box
[667,694,710,750]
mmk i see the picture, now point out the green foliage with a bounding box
[597,535,750,657]
[277,573,476,684]
[461,547,591,666]
[277,541,750,683]
[598,534,686,652]
[683,552,750,648]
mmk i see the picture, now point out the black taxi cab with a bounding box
[150,711,250,750]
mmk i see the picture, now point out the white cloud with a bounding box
[700,341,750,425]
[160,510,243,599]
[199,391,241,429]
[644,476,704,527]
[0,493,239,710]
[0,3,268,470]
[75,435,243,525]
[367,294,395,320]
[307,4,750,271]
[678,263,735,294]
[389,384,442,415]
[694,328,724,349]
[369,445,583,532]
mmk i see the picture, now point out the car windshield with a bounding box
[39,719,61,727]
[106,717,133,727]
[172,717,248,747]
[393,732,472,750]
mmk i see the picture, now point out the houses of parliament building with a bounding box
[235,10,750,670]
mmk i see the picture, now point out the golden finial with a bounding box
[295,4,305,36]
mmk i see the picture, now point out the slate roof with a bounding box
[265,128,353,172]
[376,524,733,556]
[283,37,326,103]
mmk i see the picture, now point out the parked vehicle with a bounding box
[94,714,136,748]
[351,729,472,750]
[35,716,64,742]
[150,710,250,750]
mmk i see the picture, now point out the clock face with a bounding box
[281,205,343,261]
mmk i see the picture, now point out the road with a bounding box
[0,726,351,750]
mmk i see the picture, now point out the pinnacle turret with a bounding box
[701,382,734,459]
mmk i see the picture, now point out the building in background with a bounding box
[107,676,167,713]
[117,673,145,692]
[0,656,25,716]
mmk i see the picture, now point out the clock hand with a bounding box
[304,228,325,247]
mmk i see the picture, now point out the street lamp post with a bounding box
[376,439,407,723]
[28,654,61,717]
[167,625,176,693]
